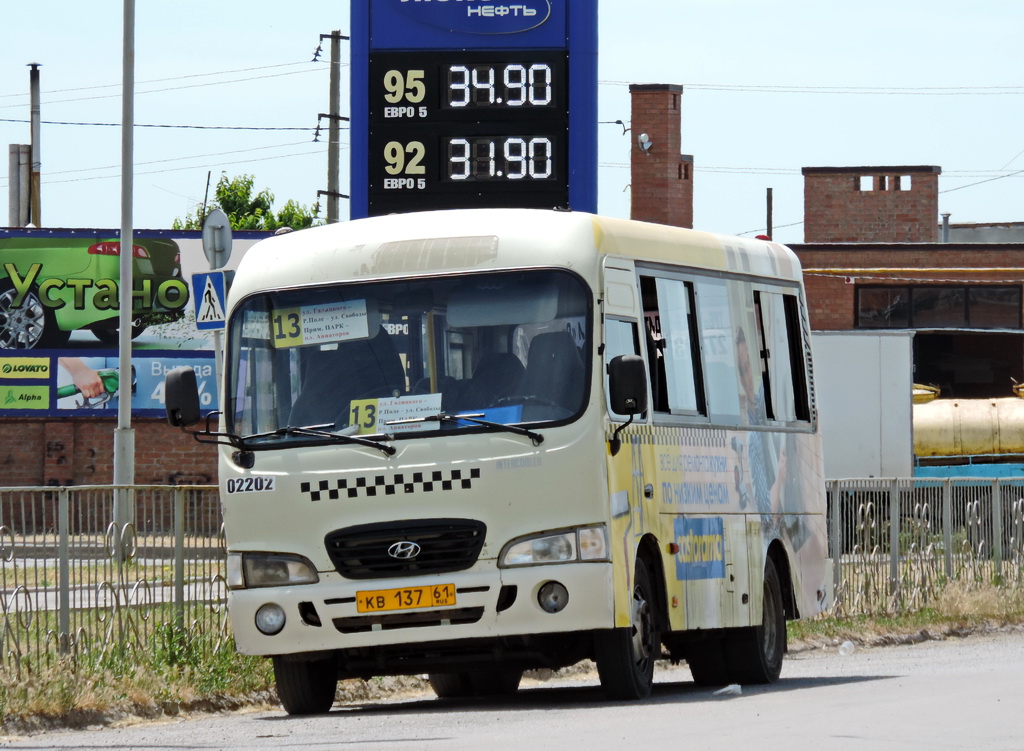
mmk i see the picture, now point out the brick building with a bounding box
[628,84,693,228]
[792,165,1024,399]
[1,418,215,487]
[802,165,941,243]
[625,86,1024,401]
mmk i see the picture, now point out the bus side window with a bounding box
[642,276,705,416]
[755,291,812,424]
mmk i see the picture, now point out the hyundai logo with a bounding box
[387,541,422,560]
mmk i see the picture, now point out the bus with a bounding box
[166,208,831,714]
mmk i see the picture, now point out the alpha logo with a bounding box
[387,541,422,560]
[0,358,50,379]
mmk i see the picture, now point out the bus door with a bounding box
[602,258,655,627]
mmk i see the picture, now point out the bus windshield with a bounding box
[226,269,591,444]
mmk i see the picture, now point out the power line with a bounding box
[40,148,331,185]
[939,168,1024,195]
[40,140,322,177]
[0,61,323,100]
[0,68,328,110]
[0,117,320,132]
[598,80,1024,95]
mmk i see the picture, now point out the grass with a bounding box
[0,629,275,735]
[789,581,1024,645]
[2,582,1024,734]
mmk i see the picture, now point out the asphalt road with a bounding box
[3,629,1023,750]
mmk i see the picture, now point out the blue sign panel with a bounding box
[351,0,597,218]
[191,271,227,331]
[674,517,727,581]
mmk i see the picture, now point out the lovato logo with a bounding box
[0,359,50,379]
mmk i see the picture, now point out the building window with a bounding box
[857,285,1022,329]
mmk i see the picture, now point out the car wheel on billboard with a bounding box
[0,283,71,349]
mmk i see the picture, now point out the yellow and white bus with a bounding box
[167,208,831,714]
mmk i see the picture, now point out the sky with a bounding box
[1,1,1022,245]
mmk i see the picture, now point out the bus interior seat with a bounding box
[456,352,525,410]
[412,375,462,411]
[521,331,584,411]
[288,326,405,427]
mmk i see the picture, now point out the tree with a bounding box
[173,173,322,231]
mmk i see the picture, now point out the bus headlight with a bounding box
[228,552,320,589]
[499,525,609,567]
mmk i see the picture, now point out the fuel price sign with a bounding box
[351,0,597,218]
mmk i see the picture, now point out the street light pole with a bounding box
[113,0,136,535]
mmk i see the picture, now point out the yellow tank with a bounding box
[914,398,1024,457]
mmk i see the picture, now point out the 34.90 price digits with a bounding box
[447,63,553,108]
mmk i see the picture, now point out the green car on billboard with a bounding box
[0,236,188,349]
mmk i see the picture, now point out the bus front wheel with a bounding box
[595,562,659,700]
[725,557,786,684]
[272,655,338,715]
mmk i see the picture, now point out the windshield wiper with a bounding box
[244,425,396,456]
[387,412,544,446]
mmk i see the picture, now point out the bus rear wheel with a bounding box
[272,655,338,715]
[725,557,786,684]
[428,668,523,698]
[595,562,659,700]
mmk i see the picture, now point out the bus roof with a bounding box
[228,209,803,303]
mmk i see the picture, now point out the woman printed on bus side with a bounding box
[733,326,787,536]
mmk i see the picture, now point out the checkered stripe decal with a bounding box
[301,468,482,501]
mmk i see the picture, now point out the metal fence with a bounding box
[829,478,1024,615]
[0,485,227,676]
[2,479,1024,673]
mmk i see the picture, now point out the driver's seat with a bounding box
[520,332,585,412]
[288,326,404,426]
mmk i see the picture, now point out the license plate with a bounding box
[356,583,457,613]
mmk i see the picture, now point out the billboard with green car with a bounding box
[0,228,266,417]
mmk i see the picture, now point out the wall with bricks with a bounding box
[802,166,941,243]
[629,84,693,229]
[0,418,217,487]
[792,242,1024,330]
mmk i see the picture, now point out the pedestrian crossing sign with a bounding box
[192,272,227,331]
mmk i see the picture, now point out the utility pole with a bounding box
[766,187,774,240]
[318,31,350,222]
[28,63,41,226]
[113,0,136,547]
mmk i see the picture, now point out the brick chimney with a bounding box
[802,165,941,243]
[629,84,693,228]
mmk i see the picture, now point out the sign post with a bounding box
[201,209,233,391]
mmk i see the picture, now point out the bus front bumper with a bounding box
[228,560,615,657]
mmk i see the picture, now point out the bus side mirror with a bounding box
[608,355,648,416]
[607,355,647,456]
[165,366,202,427]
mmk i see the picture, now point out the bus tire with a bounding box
[272,655,337,715]
[685,638,731,686]
[468,668,523,696]
[428,672,473,698]
[429,669,523,698]
[595,562,659,700]
[725,557,786,684]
